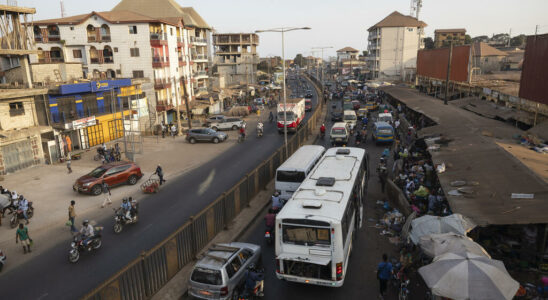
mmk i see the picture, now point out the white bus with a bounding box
[275,147,369,287]
[275,145,326,201]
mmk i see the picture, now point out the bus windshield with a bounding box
[283,224,331,246]
[276,170,306,183]
[278,111,296,121]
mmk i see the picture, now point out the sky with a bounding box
[20,0,548,59]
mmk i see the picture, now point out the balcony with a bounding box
[368,33,381,40]
[190,36,207,44]
[192,54,208,61]
[90,58,99,64]
[178,57,185,67]
[100,35,111,42]
[35,36,43,42]
[150,33,168,46]
[51,57,64,63]
[152,56,169,68]
[156,100,173,112]
[48,34,61,42]
[193,70,208,79]
[194,87,208,95]
[87,36,96,42]
[104,56,114,64]
[177,37,184,48]
[154,78,172,90]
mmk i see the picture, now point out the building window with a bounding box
[70,27,74,31]
[407,28,413,32]
[170,28,173,36]
[132,70,144,78]
[130,48,140,57]
[73,49,82,58]
[9,102,24,116]
[116,69,121,75]
[129,25,137,34]
[114,47,118,52]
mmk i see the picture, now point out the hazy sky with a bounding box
[21,0,548,58]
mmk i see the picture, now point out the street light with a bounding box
[255,27,311,158]
[312,46,333,82]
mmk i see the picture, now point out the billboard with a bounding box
[417,45,471,82]
[519,34,548,105]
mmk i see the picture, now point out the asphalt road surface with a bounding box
[0,73,318,300]
[231,95,420,300]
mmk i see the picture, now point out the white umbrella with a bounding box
[418,233,490,258]
[418,252,519,300]
[409,214,475,244]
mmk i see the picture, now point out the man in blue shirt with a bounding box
[377,253,393,299]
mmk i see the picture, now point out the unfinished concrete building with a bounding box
[213,33,259,87]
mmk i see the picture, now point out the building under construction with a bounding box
[213,33,259,87]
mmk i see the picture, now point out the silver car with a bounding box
[189,242,261,300]
[186,128,227,144]
[209,118,244,131]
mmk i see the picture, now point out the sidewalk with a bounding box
[0,114,263,272]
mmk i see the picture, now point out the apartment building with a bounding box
[213,33,259,88]
[434,28,466,48]
[32,0,212,125]
[367,11,427,81]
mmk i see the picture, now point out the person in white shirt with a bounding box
[80,220,95,249]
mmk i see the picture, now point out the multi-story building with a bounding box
[32,0,212,125]
[213,33,259,88]
[367,11,427,81]
[434,29,466,48]
[336,47,359,61]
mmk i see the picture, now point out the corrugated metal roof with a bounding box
[472,42,508,57]
[336,47,359,53]
[368,11,427,31]
[34,11,159,25]
[434,28,466,33]
[519,34,548,105]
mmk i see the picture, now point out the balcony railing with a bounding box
[152,56,169,68]
[156,100,173,112]
[100,35,111,42]
[193,70,208,78]
[90,58,99,64]
[35,36,43,42]
[190,36,207,44]
[150,33,168,46]
[192,54,208,61]
[154,79,172,90]
[104,56,114,63]
[177,37,184,47]
[87,36,96,42]
[178,57,184,66]
[48,34,61,42]
[194,87,208,95]
[50,57,64,63]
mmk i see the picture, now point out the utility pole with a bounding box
[444,41,453,105]
[173,76,182,135]
[535,25,539,35]
[507,28,512,47]
[181,75,192,130]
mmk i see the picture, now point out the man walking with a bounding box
[155,164,165,185]
[101,180,112,208]
[16,223,32,254]
[68,200,77,232]
[170,124,177,138]
[66,152,72,174]
[377,254,392,299]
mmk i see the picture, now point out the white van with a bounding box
[343,110,357,130]
[378,112,393,124]
[275,145,326,200]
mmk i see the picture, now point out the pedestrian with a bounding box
[155,164,165,185]
[379,166,388,193]
[16,223,32,254]
[66,152,72,174]
[377,253,392,299]
[101,180,112,208]
[68,200,77,232]
[171,124,177,138]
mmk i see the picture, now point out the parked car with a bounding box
[209,117,244,131]
[186,128,227,144]
[73,161,143,196]
[188,242,261,300]
[203,115,225,126]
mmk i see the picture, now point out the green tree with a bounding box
[465,34,472,44]
[423,37,434,49]
[293,54,305,67]
[510,34,526,47]
[362,50,368,56]
[472,35,489,43]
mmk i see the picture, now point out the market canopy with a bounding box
[418,233,490,258]
[409,214,476,244]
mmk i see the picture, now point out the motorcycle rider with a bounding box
[320,124,326,137]
[80,220,94,251]
[271,192,283,212]
[18,195,29,224]
[244,263,264,297]
[239,126,246,141]
[265,209,276,235]
[120,198,132,221]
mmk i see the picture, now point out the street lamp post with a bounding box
[255,27,311,158]
[312,46,333,82]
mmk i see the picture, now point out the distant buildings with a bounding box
[336,47,359,61]
[434,29,466,48]
[213,33,259,88]
[471,42,508,74]
[366,11,426,81]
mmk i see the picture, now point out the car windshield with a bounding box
[332,128,346,135]
[344,114,357,121]
[88,167,107,178]
[191,267,222,285]
[206,128,216,134]
[378,128,393,135]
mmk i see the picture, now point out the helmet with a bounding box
[83,219,89,226]
[248,263,256,271]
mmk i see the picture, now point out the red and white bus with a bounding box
[277,98,305,133]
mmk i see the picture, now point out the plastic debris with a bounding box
[448,190,463,196]
[436,163,446,174]
[450,181,466,187]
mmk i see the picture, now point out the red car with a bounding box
[352,100,361,110]
[73,161,143,195]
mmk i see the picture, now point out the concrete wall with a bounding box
[377,26,421,80]
[0,97,38,130]
[30,63,83,83]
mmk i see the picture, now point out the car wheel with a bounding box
[189,137,196,144]
[212,137,219,144]
[128,175,138,185]
[211,126,218,131]
[232,125,238,130]
[91,185,102,196]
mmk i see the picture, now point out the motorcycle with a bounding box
[257,127,263,138]
[10,203,34,228]
[236,269,265,299]
[398,278,410,300]
[264,227,273,245]
[113,207,138,234]
[68,227,103,263]
[0,249,5,272]
[238,133,246,143]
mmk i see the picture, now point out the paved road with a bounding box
[0,74,318,299]
[231,96,414,300]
